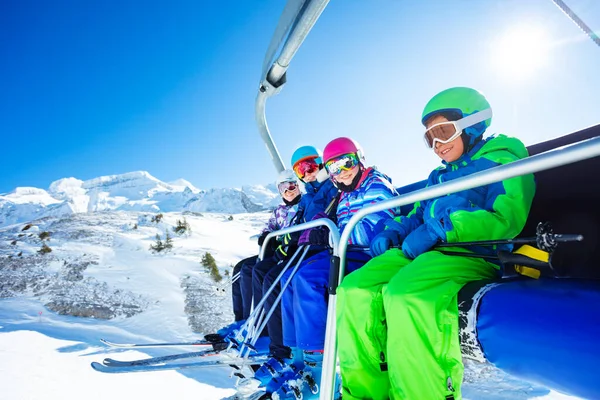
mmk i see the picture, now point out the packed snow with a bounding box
[0,194,582,399]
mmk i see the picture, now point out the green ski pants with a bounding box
[337,248,497,400]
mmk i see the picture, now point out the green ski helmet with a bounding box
[421,87,492,148]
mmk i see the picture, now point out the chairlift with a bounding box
[255,1,600,399]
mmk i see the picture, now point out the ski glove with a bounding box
[298,228,329,246]
[282,232,299,247]
[370,230,402,256]
[369,219,406,256]
[401,219,445,259]
[258,231,269,246]
[274,245,288,262]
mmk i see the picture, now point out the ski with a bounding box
[91,355,269,374]
[220,391,268,400]
[100,338,217,349]
[102,349,219,367]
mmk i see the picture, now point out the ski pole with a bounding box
[436,234,583,249]
[215,272,240,293]
[436,221,583,252]
[231,246,306,355]
[243,246,310,350]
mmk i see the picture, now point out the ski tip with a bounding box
[91,361,106,372]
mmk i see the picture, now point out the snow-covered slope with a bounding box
[0,210,582,400]
[0,171,279,228]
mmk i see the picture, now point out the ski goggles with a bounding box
[293,159,319,179]
[325,153,360,176]
[278,181,298,194]
[423,108,493,149]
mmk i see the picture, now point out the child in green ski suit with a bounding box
[336,87,536,400]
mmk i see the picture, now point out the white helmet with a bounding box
[276,169,304,195]
[276,169,299,186]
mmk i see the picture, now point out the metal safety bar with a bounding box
[232,218,341,359]
[259,218,340,260]
[319,136,600,400]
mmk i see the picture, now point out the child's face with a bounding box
[427,115,465,163]
[302,167,319,183]
[333,165,360,186]
[281,185,300,202]
[293,159,320,183]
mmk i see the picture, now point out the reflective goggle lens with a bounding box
[293,159,318,179]
[423,122,461,149]
[325,153,359,176]
[278,181,298,193]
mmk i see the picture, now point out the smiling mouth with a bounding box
[440,147,452,155]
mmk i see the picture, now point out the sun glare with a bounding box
[490,25,550,81]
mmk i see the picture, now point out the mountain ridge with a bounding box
[0,171,280,228]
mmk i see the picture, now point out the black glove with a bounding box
[282,232,300,247]
[258,232,269,246]
[308,228,329,246]
[274,245,288,262]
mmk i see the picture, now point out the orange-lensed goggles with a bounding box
[423,121,463,149]
[423,108,493,149]
[293,159,318,179]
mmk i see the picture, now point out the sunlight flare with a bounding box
[490,25,551,81]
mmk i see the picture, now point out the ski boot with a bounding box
[271,349,341,400]
[204,319,246,343]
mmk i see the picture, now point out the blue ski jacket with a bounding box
[296,178,339,224]
[391,134,536,256]
[337,168,399,248]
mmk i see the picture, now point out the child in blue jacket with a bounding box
[256,137,399,399]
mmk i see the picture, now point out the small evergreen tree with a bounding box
[39,231,51,241]
[38,243,52,255]
[149,234,164,253]
[201,252,222,282]
[150,232,173,253]
[227,215,234,221]
[151,213,164,223]
[132,223,138,230]
[173,217,191,236]
[164,232,173,251]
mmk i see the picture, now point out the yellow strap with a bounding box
[514,244,549,262]
[514,265,541,279]
[512,245,549,279]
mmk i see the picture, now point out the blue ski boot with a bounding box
[272,350,342,400]
[204,319,246,343]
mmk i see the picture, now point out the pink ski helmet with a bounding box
[323,137,365,163]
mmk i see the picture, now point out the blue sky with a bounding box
[1,0,599,194]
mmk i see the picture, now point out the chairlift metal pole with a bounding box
[319,136,600,400]
[256,0,330,173]
[550,0,600,47]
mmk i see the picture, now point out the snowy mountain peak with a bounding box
[0,171,280,228]
[168,179,201,193]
